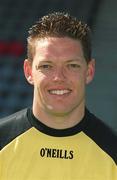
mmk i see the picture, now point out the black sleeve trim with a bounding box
[84,110,117,165]
[0,108,32,150]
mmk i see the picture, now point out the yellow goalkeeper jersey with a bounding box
[0,108,117,180]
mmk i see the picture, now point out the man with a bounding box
[0,12,117,179]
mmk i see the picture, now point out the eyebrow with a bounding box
[38,60,53,64]
[66,57,85,63]
[67,59,81,63]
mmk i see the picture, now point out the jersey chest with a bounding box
[1,127,116,180]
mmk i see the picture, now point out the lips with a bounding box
[48,89,71,95]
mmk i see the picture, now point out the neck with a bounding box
[32,103,85,129]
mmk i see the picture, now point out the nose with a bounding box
[53,67,66,82]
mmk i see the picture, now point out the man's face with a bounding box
[24,37,95,117]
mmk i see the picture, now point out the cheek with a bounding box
[35,74,51,95]
[72,76,87,95]
[32,70,47,83]
[81,69,89,84]
[72,71,86,85]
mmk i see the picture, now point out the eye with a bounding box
[67,63,80,69]
[41,64,52,69]
[36,64,52,70]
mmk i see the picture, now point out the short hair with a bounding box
[27,12,92,63]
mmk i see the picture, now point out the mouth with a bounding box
[48,89,72,95]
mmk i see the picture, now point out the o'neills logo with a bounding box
[40,147,74,159]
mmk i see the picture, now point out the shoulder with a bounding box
[0,108,32,150]
[84,109,117,164]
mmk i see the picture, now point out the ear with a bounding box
[23,59,34,85]
[86,59,95,84]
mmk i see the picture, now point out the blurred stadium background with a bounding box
[0,0,117,132]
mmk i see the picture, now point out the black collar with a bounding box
[27,108,89,137]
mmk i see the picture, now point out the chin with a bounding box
[46,107,71,116]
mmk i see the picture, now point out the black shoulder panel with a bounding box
[0,108,32,150]
[84,110,117,164]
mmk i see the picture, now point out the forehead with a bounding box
[34,37,84,61]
